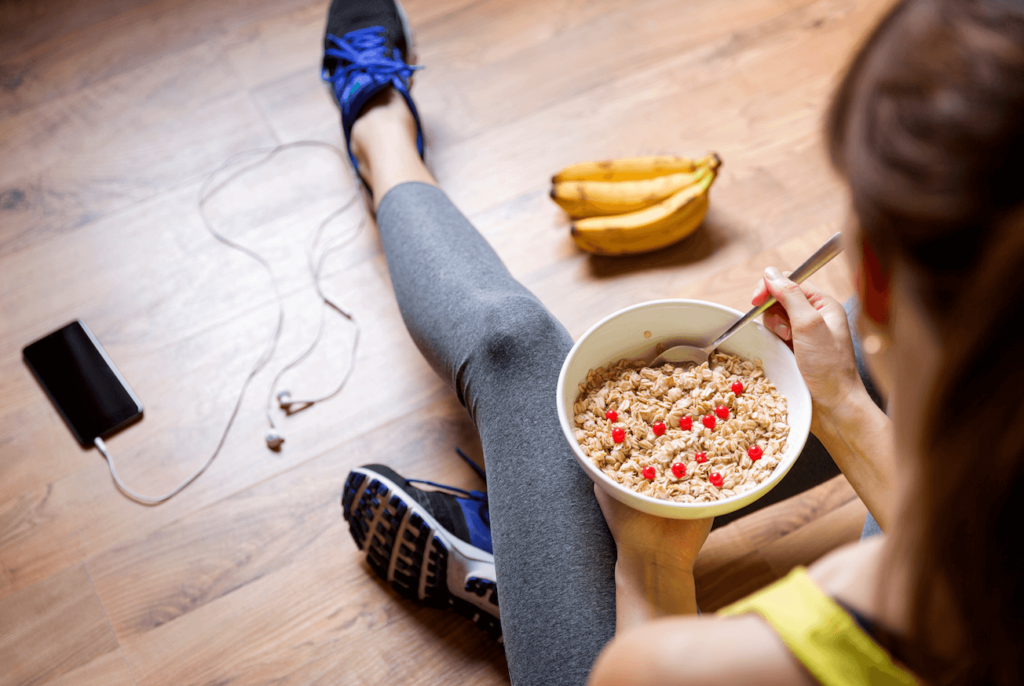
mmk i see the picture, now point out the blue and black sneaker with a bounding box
[341,460,501,642]
[321,0,424,177]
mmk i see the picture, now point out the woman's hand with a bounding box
[753,267,864,432]
[594,486,711,573]
[595,485,712,630]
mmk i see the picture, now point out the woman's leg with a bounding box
[353,91,617,685]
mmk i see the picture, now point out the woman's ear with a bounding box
[857,236,892,325]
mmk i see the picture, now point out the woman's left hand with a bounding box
[594,485,712,575]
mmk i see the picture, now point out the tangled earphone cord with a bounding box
[265,185,366,425]
[96,141,364,505]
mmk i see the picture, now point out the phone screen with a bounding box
[23,320,143,446]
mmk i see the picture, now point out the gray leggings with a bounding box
[376,182,881,685]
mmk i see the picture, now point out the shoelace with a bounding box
[455,447,486,481]
[406,448,489,526]
[405,447,486,499]
[321,27,422,100]
[406,479,487,503]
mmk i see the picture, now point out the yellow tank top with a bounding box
[718,567,917,686]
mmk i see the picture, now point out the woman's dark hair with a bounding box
[827,1,1024,684]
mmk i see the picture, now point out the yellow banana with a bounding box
[551,154,721,217]
[552,154,715,183]
[570,167,717,255]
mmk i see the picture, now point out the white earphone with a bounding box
[261,180,364,450]
[96,141,364,503]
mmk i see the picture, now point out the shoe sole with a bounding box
[342,467,502,642]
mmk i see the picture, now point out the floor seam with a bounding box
[84,563,141,686]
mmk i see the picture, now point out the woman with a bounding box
[327,0,1024,683]
[593,1,1024,683]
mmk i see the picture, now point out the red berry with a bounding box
[709,472,724,488]
[715,405,729,420]
[671,462,686,478]
[748,445,763,461]
[642,466,656,480]
[612,427,626,443]
[695,452,708,463]
[652,421,666,436]
[731,381,744,396]
[702,415,716,430]
[605,410,618,422]
[680,416,693,431]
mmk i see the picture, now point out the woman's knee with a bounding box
[473,294,570,375]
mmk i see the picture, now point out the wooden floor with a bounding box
[0,0,889,683]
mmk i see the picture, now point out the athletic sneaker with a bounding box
[341,463,501,641]
[321,0,425,174]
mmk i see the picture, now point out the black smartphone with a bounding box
[23,320,143,446]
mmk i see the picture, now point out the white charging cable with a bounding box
[96,141,364,505]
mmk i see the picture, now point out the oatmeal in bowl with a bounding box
[574,352,789,503]
[556,300,811,519]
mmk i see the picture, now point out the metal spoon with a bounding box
[649,232,844,368]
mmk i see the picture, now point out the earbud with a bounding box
[265,431,285,450]
[277,390,315,409]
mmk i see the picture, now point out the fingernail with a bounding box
[776,323,791,340]
[765,266,783,282]
[751,285,761,301]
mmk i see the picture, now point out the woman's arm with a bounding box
[614,549,699,629]
[812,386,898,530]
[589,612,817,686]
[754,268,898,529]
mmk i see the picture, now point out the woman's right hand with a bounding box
[753,267,865,432]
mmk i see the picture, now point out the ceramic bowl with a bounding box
[556,299,811,519]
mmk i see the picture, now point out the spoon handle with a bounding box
[708,232,844,350]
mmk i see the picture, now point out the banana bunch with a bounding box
[550,153,722,255]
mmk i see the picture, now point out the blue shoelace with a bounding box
[406,448,489,527]
[406,479,487,502]
[321,27,422,102]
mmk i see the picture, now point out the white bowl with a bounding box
[557,299,811,519]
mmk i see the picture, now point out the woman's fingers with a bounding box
[752,271,806,307]
[754,271,841,344]
[762,267,821,331]
[751,278,771,306]
[763,308,792,340]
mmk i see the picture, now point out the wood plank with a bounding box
[115,533,508,686]
[0,40,277,255]
[0,565,119,686]
[0,0,316,117]
[39,651,135,686]
[0,0,154,62]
